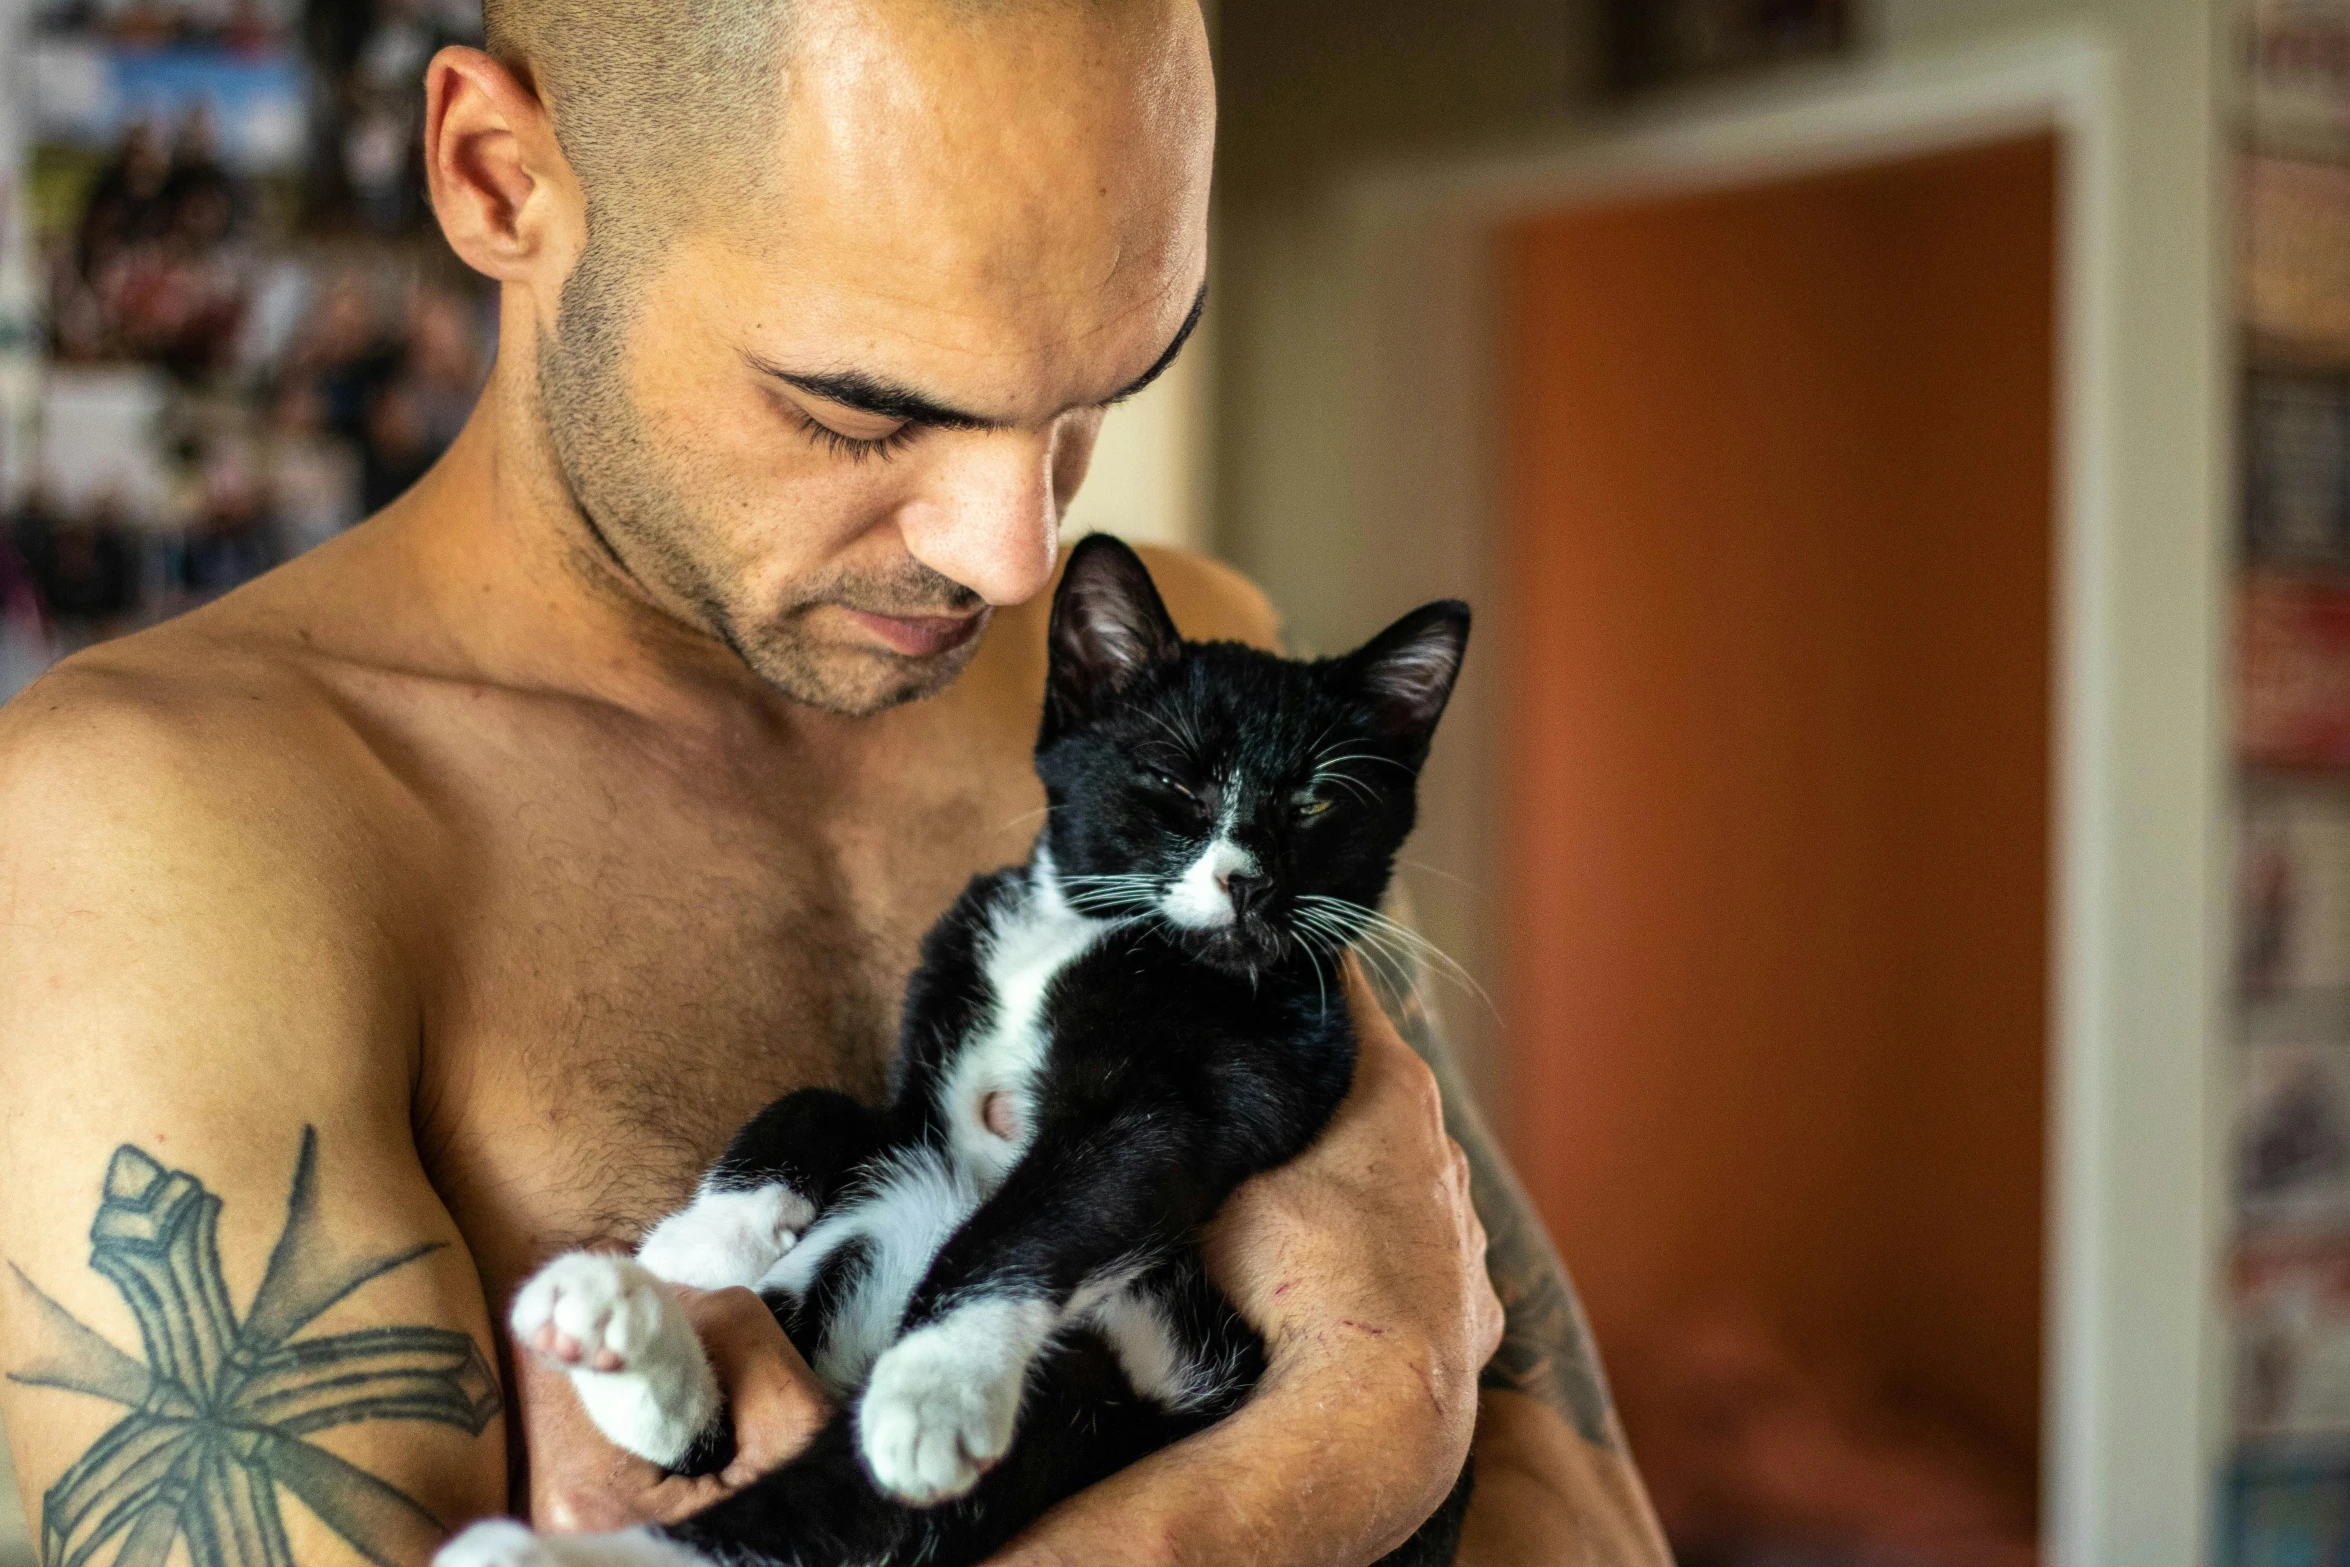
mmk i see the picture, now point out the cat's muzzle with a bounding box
[1187,911,1291,976]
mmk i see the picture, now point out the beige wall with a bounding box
[1062,347,1212,553]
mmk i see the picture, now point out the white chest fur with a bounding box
[938,864,1107,1194]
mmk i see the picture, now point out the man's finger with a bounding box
[634,1472,733,1524]
[521,1347,676,1531]
[674,1284,834,1479]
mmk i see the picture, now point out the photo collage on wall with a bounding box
[0,0,493,700]
[2231,4,2350,1562]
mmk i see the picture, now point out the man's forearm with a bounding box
[1460,1390,1669,1566]
[993,1323,1472,1567]
[1365,946,1670,1565]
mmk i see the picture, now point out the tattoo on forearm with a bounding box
[7,1127,502,1567]
[1363,945,1621,1450]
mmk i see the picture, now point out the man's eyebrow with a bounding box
[760,365,1004,432]
[1106,282,1208,405]
[751,280,1209,428]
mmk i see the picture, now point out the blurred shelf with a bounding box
[2248,324,2350,373]
[2241,759,2350,789]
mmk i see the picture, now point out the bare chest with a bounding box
[393,694,1042,1294]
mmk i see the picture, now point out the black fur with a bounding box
[656,536,1475,1567]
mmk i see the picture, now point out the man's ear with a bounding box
[1046,535,1182,731]
[423,45,580,286]
[1343,601,1471,752]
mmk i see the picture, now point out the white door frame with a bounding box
[1287,26,2219,1565]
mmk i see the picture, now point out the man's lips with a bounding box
[841,607,987,658]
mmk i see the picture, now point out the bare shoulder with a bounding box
[0,619,417,1071]
[1128,543,1282,651]
[0,615,381,851]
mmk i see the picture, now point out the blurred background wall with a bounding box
[0,0,2299,1563]
[1208,2,2229,1565]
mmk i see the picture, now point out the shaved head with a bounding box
[482,0,793,245]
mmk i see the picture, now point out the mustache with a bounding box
[786,561,985,621]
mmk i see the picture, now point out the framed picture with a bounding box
[2228,1440,2350,1566]
[1602,0,1850,94]
[2250,371,2350,568]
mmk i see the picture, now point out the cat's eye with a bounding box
[1294,798,1332,820]
[1151,769,1196,800]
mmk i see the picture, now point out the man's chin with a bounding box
[739,635,983,717]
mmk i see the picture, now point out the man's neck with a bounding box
[388,350,829,744]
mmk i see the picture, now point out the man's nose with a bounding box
[897,433,1060,608]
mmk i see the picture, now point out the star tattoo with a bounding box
[7,1127,501,1567]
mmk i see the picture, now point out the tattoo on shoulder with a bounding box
[1363,948,1622,1450]
[7,1127,502,1567]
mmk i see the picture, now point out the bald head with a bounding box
[482,0,1179,247]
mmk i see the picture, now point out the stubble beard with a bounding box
[534,235,985,718]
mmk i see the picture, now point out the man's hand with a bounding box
[1203,957,1504,1428]
[525,1284,833,1531]
[991,958,1503,1566]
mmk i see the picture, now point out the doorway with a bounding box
[1496,136,2056,1560]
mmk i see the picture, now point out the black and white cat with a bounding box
[438,536,1475,1567]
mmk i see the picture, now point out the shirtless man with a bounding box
[0,1,1667,1562]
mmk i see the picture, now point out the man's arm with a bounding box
[0,669,507,1566]
[1364,948,1671,1566]
[983,951,1667,1567]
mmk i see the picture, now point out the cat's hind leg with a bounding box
[510,1253,719,1470]
[1080,1257,1263,1419]
[855,1113,1205,1504]
[638,1088,885,1290]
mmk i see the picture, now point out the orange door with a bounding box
[1498,136,2055,1487]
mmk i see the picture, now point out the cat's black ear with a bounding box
[1343,601,1471,747]
[1046,534,1182,728]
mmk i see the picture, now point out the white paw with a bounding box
[636,1183,813,1290]
[436,1525,704,1567]
[857,1299,1053,1505]
[509,1253,718,1468]
[435,1520,555,1567]
[511,1253,680,1374]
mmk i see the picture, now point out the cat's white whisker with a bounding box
[1290,895,1497,1021]
[1396,857,1475,892]
[1309,747,1411,775]
[1136,706,1205,762]
[1312,771,1381,808]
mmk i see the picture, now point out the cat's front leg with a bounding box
[511,1253,720,1469]
[634,1181,813,1290]
[636,1088,885,1292]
